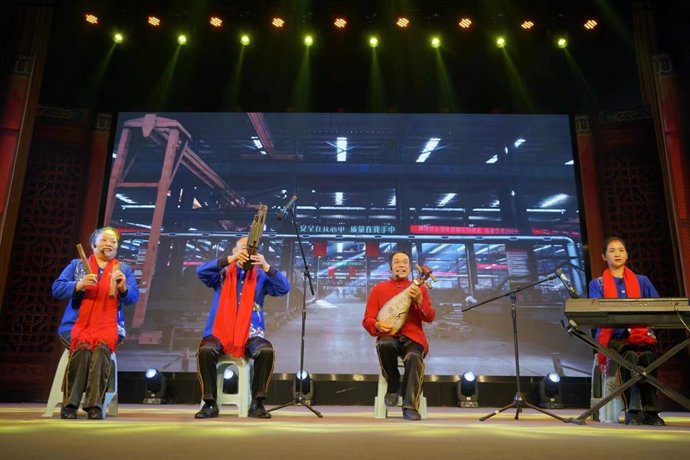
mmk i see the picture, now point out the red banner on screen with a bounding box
[409,225,520,235]
[365,241,380,257]
[313,241,327,257]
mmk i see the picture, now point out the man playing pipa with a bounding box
[362,251,436,421]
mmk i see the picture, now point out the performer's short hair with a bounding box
[388,251,410,269]
[90,227,120,246]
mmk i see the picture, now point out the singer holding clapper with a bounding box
[194,236,290,419]
[589,236,666,426]
[51,227,139,419]
[362,251,435,421]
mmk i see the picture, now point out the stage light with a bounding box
[294,369,314,403]
[430,36,441,48]
[143,369,167,404]
[84,13,98,25]
[521,20,534,30]
[539,372,563,409]
[396,17,409,28]
[557,37,568,48]
[222,367,239,394]
[457,371,479,408]
[272,17,285,28]
[496,36,506,48]
[584,19,598,30]
[368,36,379,48]
[210,16,223,28]
[334,18,347,29]
[177,34,188,45]
[458,18,472,29]
[240,34,251,46]
[113,32,124,44]
[147,16,161,27]
[304,35,314,47]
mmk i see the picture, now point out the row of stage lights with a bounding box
[88,13,598,49]
[143,367,563,409]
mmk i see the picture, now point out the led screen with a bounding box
[105,112,591,377]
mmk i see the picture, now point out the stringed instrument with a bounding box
[376,264,437,334]
[242,204,267,271]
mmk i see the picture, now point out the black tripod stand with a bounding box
[267,206,322,418]
[462,275,576,424]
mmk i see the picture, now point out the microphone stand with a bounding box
[462,273,577,424]
[267,206,323,418]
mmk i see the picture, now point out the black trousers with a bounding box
[610,339,660,413]
[197,335,274,403]
[376,335,425,411]
[63,344,112,411]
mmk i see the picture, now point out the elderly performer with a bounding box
[52,227,139,419]
[362,251,435,421]
[195,237,290,419]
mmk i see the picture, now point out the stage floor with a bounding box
[2,404,690,459]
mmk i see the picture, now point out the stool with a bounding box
[43,348,118,418]
[213,355,253,417]
[590,357,639,423]
[374,357,428,419]
[590,356,623,423]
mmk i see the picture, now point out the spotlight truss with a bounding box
[81,11,603,49]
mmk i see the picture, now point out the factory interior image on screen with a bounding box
[105,112,592,377]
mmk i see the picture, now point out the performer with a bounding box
[195,236,290,419]
[589,236,665,426]
[51,227,139,419]
[362,251,435,421]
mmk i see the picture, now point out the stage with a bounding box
[2,404,690,460]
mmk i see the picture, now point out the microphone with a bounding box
[276,195,298,221]
[555,268,580,298]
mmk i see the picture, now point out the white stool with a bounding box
[213,355,253,417]
[591,357,624,423]
[374,357,428,419]
[43,348,118,418]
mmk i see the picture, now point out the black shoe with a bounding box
[384,392,399,407]
[643,413,666,426]
[402,408,422,421]
[86,407,103,420]
[194,402,219,419]
[248,400,271,419]
[624,411,642,426]
[60,406,77,419]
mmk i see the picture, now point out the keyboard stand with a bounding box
[564,319,690,423]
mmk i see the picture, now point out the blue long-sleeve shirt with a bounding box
[52,258,140,339]
[196,257,290,339]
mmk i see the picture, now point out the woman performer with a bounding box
[52,227,139,419]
